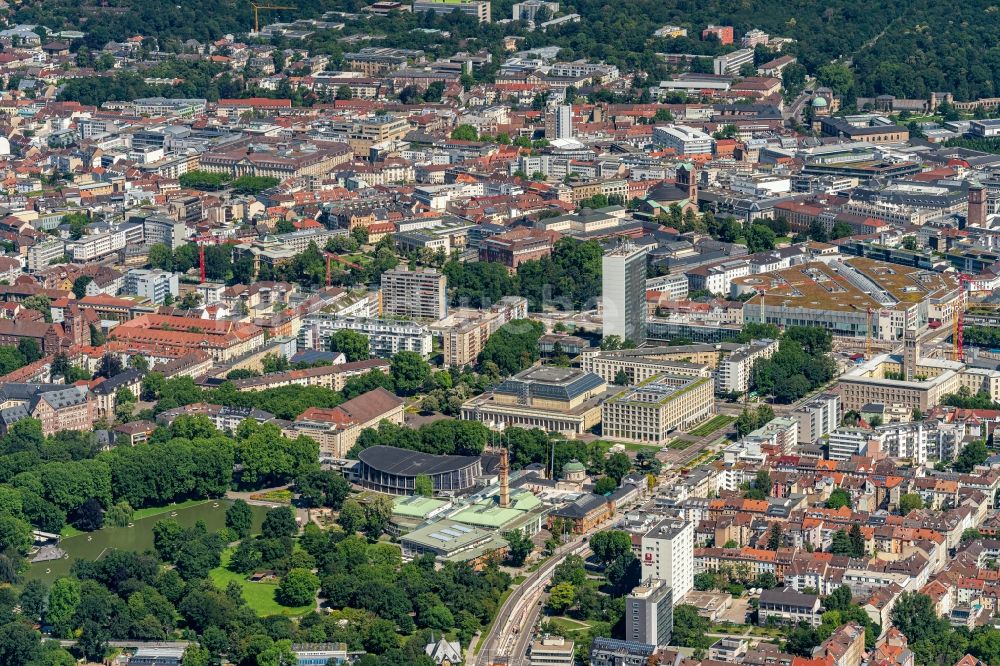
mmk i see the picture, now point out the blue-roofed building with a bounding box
[589,637,656,666]
[461,366,608,435]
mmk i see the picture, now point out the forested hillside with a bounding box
[16,0,1000,101]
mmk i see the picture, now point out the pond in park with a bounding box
[26,499,270,583]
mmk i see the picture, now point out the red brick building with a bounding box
[479,228,560,271]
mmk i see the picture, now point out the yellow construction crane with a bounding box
[251,2,295,33]
[849,303,874,359]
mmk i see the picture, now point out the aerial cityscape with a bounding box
[0,1,999,665]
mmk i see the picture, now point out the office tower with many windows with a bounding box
[602,241,649,346]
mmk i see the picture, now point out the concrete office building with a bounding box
[602,374,715,444]
[28,240,66,272]
[640,518,694,600]
[714,48,754,75]
[123,269,179,305]
[602,241,649,346]
[547,104,573,140]
[512,0,558,21]
[715,338,779,395]
[652,125,714,155]
[380,267,447,320]
[142,214,189,250]
[626,579,673,647]
[412,0,491,22]
[529,635,575,666]
[791,393,839,445]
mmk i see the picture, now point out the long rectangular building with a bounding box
[733,257,963,342]
[601,374,714,444]
[461,366,607,435]
[109,314,265,363]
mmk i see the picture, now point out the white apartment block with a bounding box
[715,338,779,394]
[876,421,928,465]
[123,269,179,305]
[67,229,127,262]
[652,125,714,156]
[646,273,689,300]
[713,48,754,75]
[827,427,882,461]
[299,314,432,357]
[27,240,66,271]
[791,393,839,445]
[380,267,447,320]
[641,518,694,600]
[143,215,189,250]
[686,259,750,296]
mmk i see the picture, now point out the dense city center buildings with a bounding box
[10,8,1000,666]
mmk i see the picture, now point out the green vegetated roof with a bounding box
[392,495,447,518]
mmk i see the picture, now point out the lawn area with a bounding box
[689,415,736,437]
[623,442,660,455]
[546,616,592,635]
[209,548,313,617]
[60,525,83,538]
[667,438,696,450]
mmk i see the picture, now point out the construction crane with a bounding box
[193,235,226,284]
[849,303,876,359]
[251,2,295,33]
[954,274,973,362]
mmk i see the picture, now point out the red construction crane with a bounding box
[192,235,225,284]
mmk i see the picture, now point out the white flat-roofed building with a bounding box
[299,313,432,357]
[713,48,754,75]
[715,338,779,394]
[653,125,714,155]
[641,518,694,600]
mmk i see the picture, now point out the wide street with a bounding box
[473,537,592,666]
